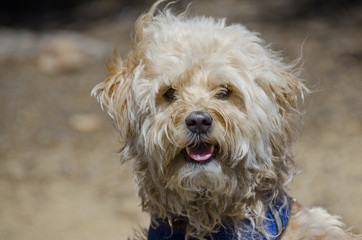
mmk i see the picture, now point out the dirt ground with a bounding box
[0,1,361,239]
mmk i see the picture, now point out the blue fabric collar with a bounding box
[148,195,290,240]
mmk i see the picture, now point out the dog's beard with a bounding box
[137,150,269,239]
[167,156,237,196]
[136,131,267,239]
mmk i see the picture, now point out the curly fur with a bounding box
[92,1,357,239]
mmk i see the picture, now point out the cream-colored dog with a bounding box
[92,1,358,239]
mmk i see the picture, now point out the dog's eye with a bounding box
[163,88,176,102]
[216,86,232,99]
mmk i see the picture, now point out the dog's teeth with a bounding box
[210,145,214,153]
[186,147,190,155]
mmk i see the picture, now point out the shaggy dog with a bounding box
[92,1,357,239]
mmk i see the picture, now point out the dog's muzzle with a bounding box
[183,111,218,163]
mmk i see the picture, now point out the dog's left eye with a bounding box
[216,86,232,99]
[163,88,176,102]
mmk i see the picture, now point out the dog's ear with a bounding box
[256,67,309,148]
[91,4,157,144]
[257,71,306,114]
[270,71,307,117]
[92,50,134,142]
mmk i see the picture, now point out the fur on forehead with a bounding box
[92,0,306,139]
[92,0,307,145]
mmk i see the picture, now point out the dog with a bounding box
[92,1,358,239]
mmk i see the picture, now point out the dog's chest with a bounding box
[148,197,290,240]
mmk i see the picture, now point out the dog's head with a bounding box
[92,1,307,238]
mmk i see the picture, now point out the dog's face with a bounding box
[93,3,306,237]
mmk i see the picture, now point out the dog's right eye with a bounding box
[163,88,176,102]
[216,86,232,99]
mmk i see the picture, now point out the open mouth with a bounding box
[183,143,219,164]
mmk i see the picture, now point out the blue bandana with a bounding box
[148,195,290,240]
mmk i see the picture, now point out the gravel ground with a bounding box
[0,1,361,239]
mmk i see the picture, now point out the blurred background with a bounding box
[0,0,361,239]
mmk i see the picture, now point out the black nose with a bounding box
[185,111,213,134]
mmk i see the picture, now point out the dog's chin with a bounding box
[161,140,236,196]
[181,143,220,164]
[166,153,236,199]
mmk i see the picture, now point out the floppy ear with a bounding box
[271,71,308,144]
[92,6,154,146]
[256,66,309,152]
[92,50,134,143]
[256,70,307,114]
[271,71,307,117]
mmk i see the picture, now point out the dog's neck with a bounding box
[148,194,291,240]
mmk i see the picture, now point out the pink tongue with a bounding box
[189,144,212,162]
